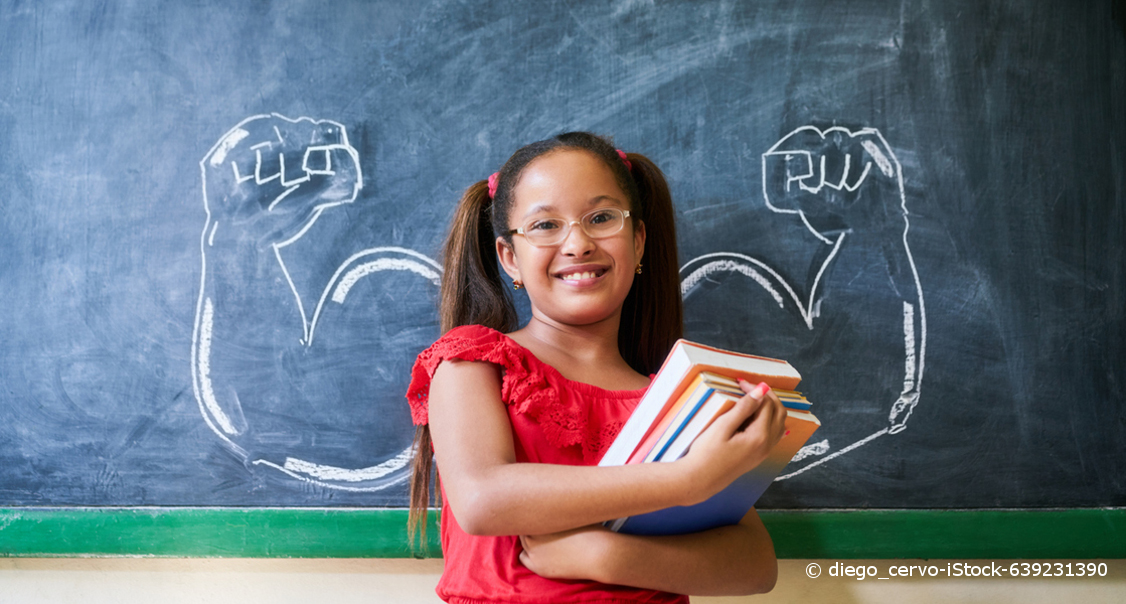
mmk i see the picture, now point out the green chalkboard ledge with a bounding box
[1,508,1123,559]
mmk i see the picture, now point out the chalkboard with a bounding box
[0,0,1123,556]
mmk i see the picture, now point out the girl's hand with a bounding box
[677,380,788,505]
[518,525,611,581]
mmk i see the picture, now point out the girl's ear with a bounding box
[496,236,522,283]
[633,219,646,265]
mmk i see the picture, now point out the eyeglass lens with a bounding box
[523,208,626,245]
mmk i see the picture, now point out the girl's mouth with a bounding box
[555,267,608,284]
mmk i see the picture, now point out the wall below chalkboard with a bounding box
[3,558,1125,604]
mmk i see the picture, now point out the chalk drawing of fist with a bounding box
[762,126,906,240]
[681,126,926,480]
[191,114,441,494]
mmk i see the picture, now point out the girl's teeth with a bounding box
[564,271,595,280]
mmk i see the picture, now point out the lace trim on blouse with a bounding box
[406,325,647,462]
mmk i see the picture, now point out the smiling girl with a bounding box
[406,132,786,603]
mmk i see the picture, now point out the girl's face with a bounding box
[497,149,645,330]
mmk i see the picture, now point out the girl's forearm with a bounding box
[430,359,782,537]
[430,360,724,536]
[451,458,701,536]
[586,511,778,596]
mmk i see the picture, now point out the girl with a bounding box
[407,132,786,603]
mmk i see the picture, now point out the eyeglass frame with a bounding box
[506,207,633,247]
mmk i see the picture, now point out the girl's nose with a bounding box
[559,221,596,256]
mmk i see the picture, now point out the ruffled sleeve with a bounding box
[406,324,646,464]
[406,324,541,426]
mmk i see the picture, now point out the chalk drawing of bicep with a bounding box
[250,247,442,492]
[191,114,441,493]
[681,126,926,480]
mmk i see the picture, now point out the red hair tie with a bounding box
[487,172,499,199]
[617,149,632,171]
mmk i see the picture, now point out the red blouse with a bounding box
[407,325,689,604]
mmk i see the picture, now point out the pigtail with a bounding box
[409,179,518,551]
[438,180,519,333]
[618,152,684,375]
[408,422,435,552]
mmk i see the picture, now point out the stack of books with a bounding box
[599,339,820,535]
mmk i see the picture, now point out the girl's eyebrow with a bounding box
[522,196,625,218]
[523,203,558,216]
[588,195,626,207]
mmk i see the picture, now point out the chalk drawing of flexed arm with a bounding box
[761,126,926,434]
[193,114,363,440]
[191,114,441,492]
[681,126,926,478]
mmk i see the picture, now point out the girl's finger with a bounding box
[737,379,769,397]
[765,392,787,443]
[706,382,761,438]
[770,401,785,436]
[715,395,757,437]
[732,381,772,431]
[753,387,787,434]
[736,380,771,405]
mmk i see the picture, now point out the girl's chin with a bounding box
[534,300,626,327]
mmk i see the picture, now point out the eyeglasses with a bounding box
[508,207,631,247]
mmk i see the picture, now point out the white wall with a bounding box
[1,559,1122,603]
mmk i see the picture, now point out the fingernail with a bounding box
[751,382,769,399]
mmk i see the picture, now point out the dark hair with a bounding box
[408,132,683,547]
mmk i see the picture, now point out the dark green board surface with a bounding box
[2,0,1124,565]
[2,508,1123,559]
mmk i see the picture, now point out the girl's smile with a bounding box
[554,263,609,285]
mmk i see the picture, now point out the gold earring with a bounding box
[513,280,523,290]
[635,263,643,275]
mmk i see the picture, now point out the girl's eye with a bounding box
[529,219,561,231]
[587,210,615,225]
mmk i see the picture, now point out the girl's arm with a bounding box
[518,508,778,596]
[427,359,787,537]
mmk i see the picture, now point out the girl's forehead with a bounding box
[512,150,626,215]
